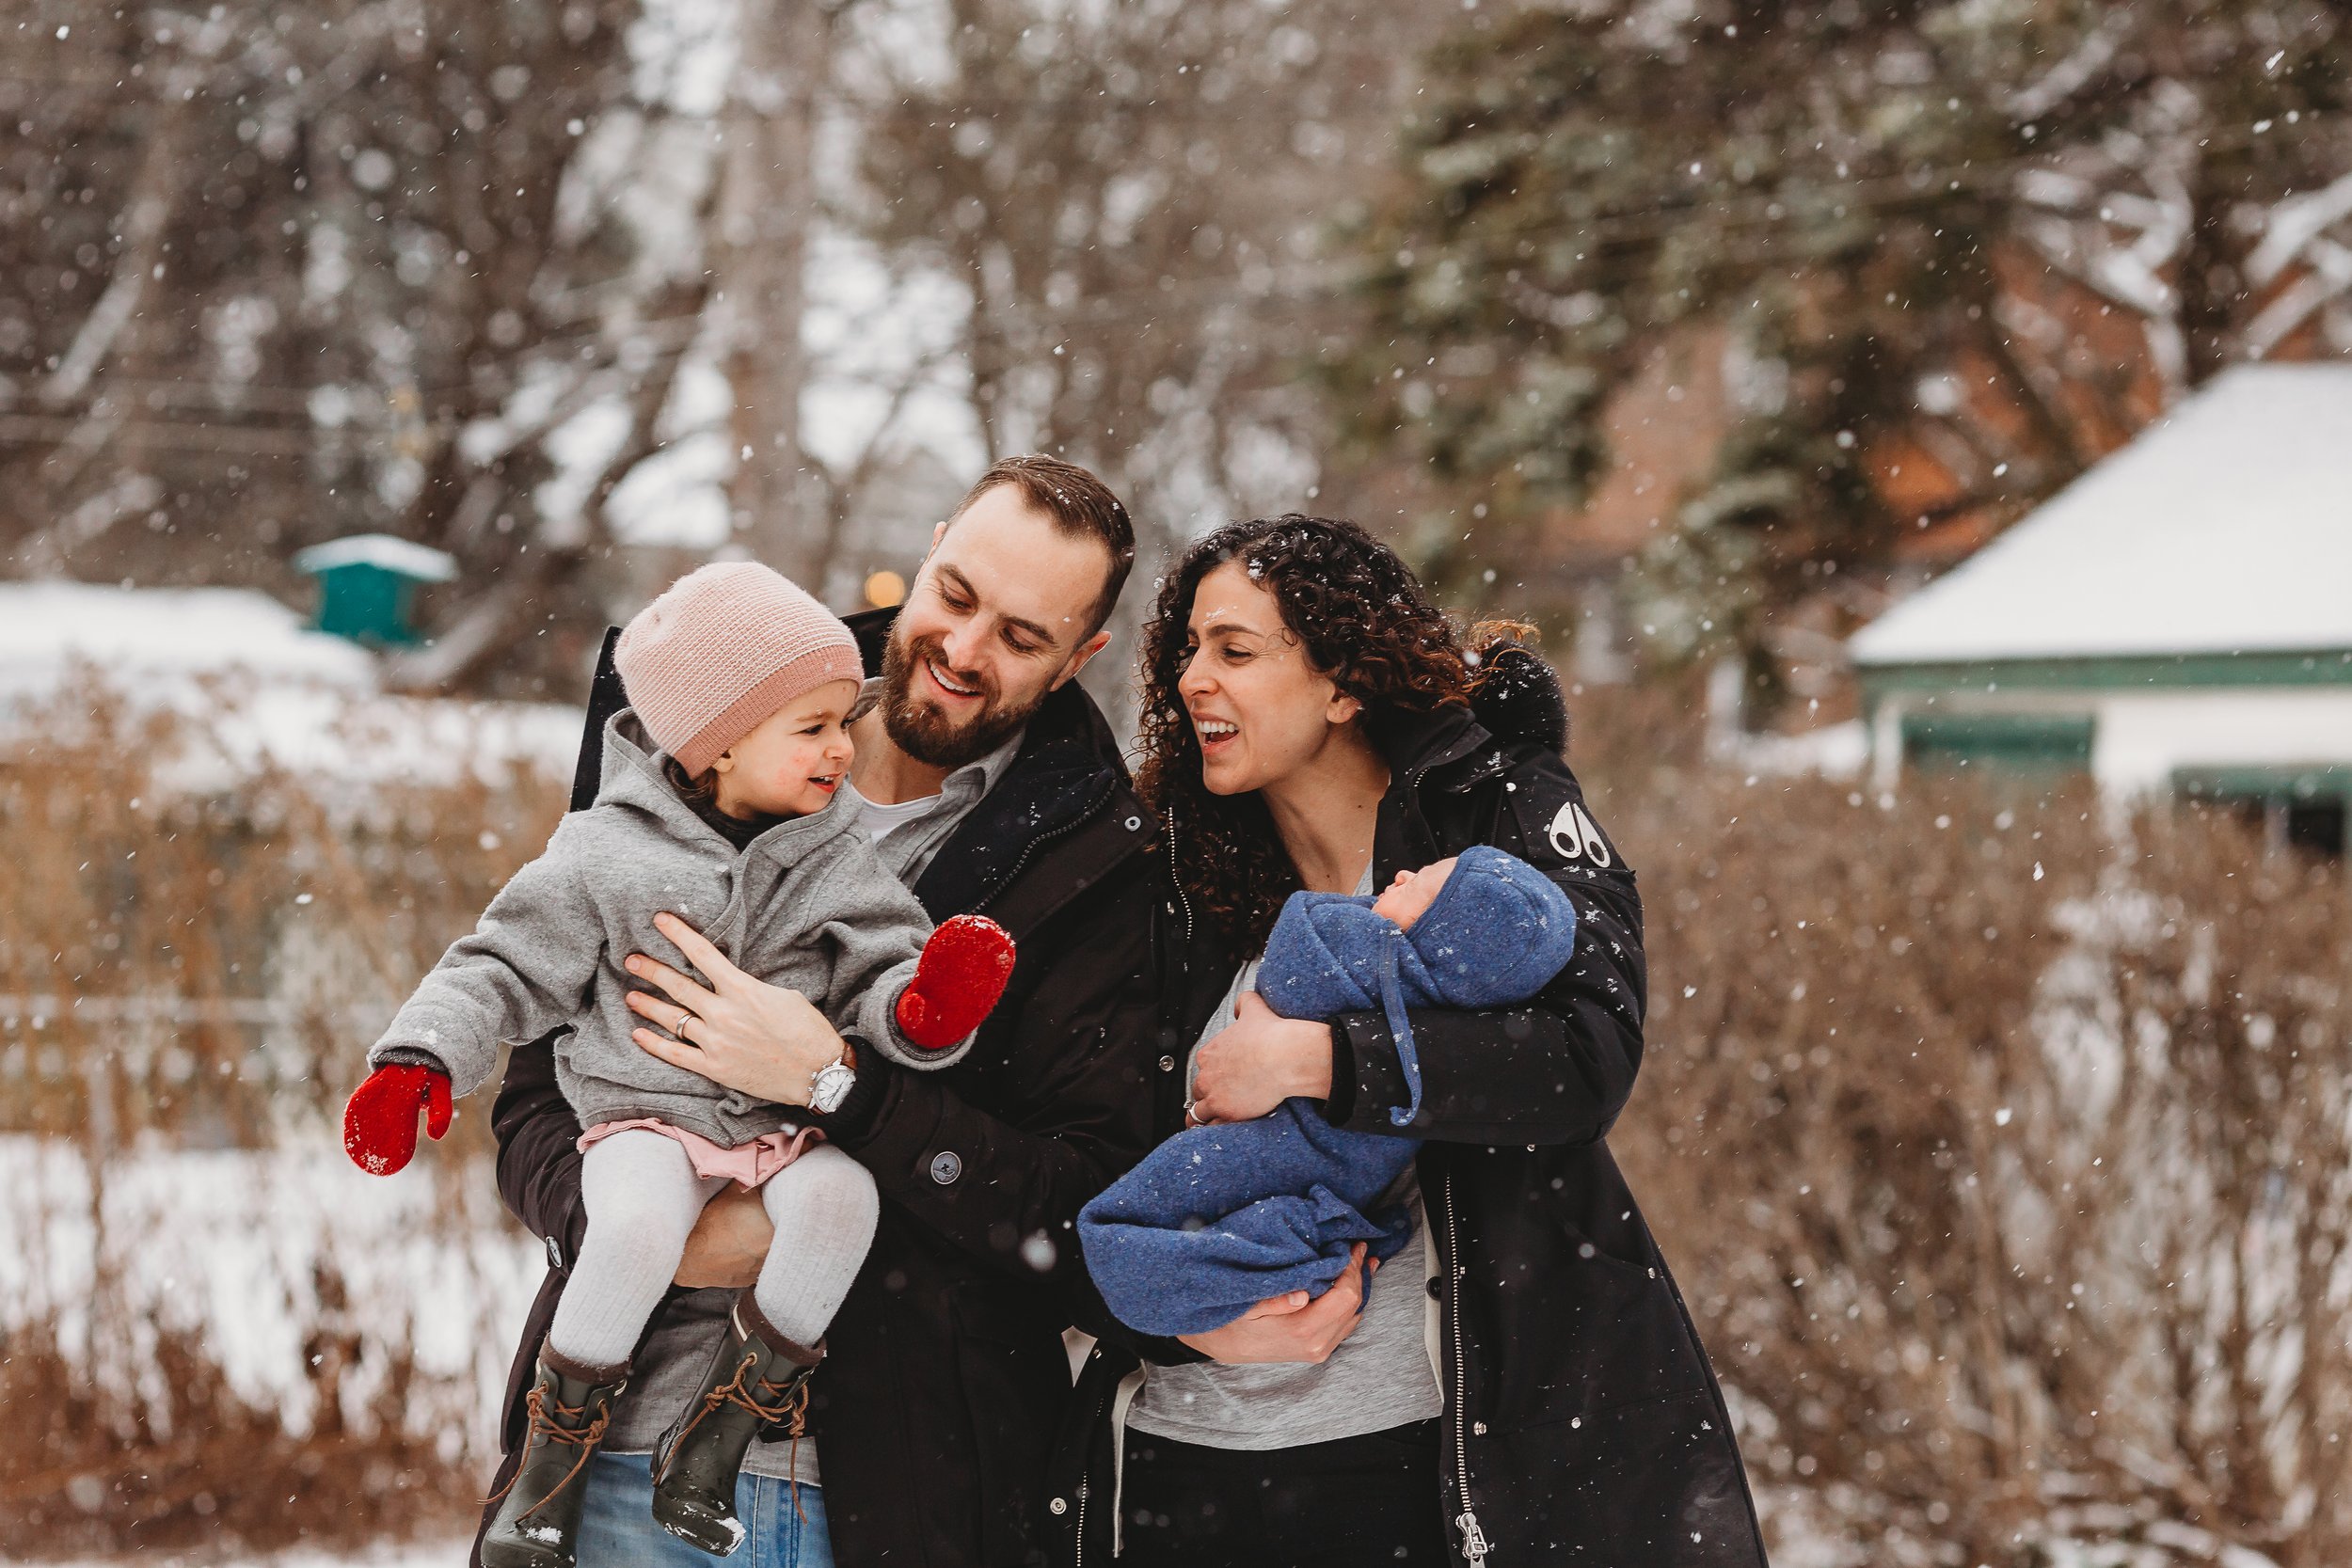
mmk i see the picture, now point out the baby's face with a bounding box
[1371,856,1459,931]
[711,678,861,818]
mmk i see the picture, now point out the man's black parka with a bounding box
[1047,648,1769,1568]
[480,609,1163,1567]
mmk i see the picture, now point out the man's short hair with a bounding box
[949,454,1135,638]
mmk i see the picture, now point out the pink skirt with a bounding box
[576,1117,819,1189]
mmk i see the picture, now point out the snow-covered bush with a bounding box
[0,687,564,1556]
[1611,754,2352,1568]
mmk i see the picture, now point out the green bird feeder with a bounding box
[293,533,458,648]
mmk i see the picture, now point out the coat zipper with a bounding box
[1442,1166,1490,1564]
[1071,1363,1112,1568]
[1403,749,1494,1565]
[969,781,1121,917]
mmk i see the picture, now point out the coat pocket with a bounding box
[1470,1387,1760,1566]
[1474,1230,1708,1434]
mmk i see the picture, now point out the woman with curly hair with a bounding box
[1049,516,1764,1568]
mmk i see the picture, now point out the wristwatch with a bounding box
[809,1039,860,1115]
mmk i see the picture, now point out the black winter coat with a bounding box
[1046,648,1768,1568]
[480,610,1165,1568]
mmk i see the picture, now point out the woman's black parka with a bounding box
[1046,648,1770,1568]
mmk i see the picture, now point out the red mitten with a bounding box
[895,914,1017,1051]
[343,1063,454,1176]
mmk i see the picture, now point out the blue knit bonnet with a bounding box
[1259,844,1579,1126]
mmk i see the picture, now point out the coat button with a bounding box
[1049,1497,1068,1515]
[1158,1055,1176,1072]
[1426,1277,1440,1299]
[545,1234,564,1271]
[1472,1420,1487,1435]
[930,1150,963,1185]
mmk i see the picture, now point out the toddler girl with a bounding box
[342,562,1013,1564]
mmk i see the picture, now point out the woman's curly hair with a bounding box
[1136,515,1506,953]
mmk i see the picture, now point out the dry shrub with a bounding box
[0,679,562,1141]
[1608,754,2352,1568]
[0,682,565,1555]
[0,1317,467,1558]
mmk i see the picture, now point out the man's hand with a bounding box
[1187,990,1334,1125]
[625,911,845,1107]
[675,1182,774,1289]
[1178,1244,1378,1364]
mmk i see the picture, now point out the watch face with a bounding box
[811,1061,854,1114]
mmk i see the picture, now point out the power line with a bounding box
[0,314,717,451]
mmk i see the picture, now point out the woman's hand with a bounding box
[1187,990,1334,1125]
[625,911,844,1107]
[675,1182,774,1288]
[1179,1244,1378,1364]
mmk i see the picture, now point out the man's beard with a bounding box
[877,629,1039,770]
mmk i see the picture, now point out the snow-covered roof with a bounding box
[0,580,376,694]
[1851,363,2352,668]
[292,532,460,582]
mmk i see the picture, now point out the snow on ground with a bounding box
[0,676,580,800]
[0,1137,542,1451]
[0,578,579,797]
[0,575,525,802]
[0,582,373,697]
[184,686,580,794]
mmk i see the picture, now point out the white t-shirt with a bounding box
[851,789,939,846]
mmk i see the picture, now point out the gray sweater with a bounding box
[369,710,959,1146]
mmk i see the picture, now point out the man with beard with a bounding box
[477,456,1164,1568]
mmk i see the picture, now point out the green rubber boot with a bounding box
[480,1349,628,1568]
[649,1295,822,1556]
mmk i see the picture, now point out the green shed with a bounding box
[293,534,458,648]
[1848,364,2352,853]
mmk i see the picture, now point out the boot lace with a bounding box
[483,1383,613,1521]
[653,1350,815,1520]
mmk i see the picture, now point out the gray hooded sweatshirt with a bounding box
[368,710,960,1146]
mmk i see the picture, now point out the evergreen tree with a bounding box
[1338,1,2352,690]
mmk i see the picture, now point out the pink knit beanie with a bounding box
[614,562,865,776]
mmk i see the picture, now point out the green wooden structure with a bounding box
[1848,364,2352,853]
[293,534,457,648]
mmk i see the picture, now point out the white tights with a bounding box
[545,1129,880,1371]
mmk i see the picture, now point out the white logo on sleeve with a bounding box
[1547,800,1613,867]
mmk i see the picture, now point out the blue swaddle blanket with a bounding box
[1079,845,1579,1337]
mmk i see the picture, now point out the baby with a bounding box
[1079,844,1577,1338]
[341,562,1014,1565]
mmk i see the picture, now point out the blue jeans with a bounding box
[577,1451,834,1568]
